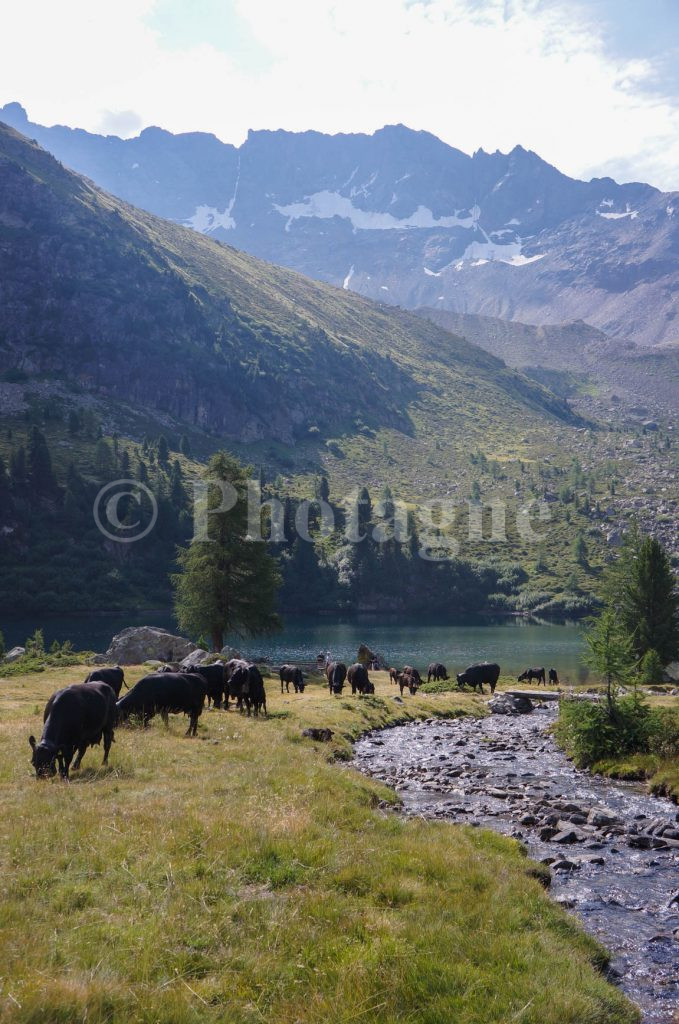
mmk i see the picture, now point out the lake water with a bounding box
[2,614,587,679]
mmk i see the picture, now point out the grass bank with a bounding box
[0,666,639,1024]
[553,692,679,804]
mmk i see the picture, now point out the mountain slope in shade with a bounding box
[3,102,677,347]
[0,121,583,503]
[417,309,679,416]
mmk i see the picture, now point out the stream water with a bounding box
[354,704,679,1022]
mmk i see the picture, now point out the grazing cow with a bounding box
[517,667,546,686]
[279,664,305,694]
[326,661,347,695]
[398,666,421,696]
[548,668,559,686]
[427,662,449,683]
[223,659,250,711]
[29,682,117,779]
[389,668,399,685]
[85,666,126,697]
[190,663,227,709]
[348,663,372,695]
[456,663,501,695]
[227,663,267,716]
[116,672,206,736]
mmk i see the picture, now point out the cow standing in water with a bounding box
[30,682,117,779]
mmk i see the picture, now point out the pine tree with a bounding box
[9,447,27,490]
[584,608,636,715]
[27,427,57,494]
[172,451,281,650]
[157,435,169,465]
[621,536,679,664]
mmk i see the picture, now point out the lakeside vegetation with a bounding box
[0,665,640,1024]
[554,524,679,801]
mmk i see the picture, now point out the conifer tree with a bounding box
[172,451,281,650]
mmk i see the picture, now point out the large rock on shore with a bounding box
[488,693,534,715]
[3,646,25,663]
[97,626,198,665]
[357,643,387,669]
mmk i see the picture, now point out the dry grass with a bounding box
[0,666,639,1023]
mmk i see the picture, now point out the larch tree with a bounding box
[172,451,281,651]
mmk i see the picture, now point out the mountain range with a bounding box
[3,101,677,348]
[0,119,579,484]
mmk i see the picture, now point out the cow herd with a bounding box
[27,656,563,780]
[28,658,266,780]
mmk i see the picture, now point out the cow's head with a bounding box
[456,673,466,689]
[29,736,57,778]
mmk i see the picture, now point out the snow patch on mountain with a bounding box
[274,191,481,232]
[184,205,236,233]
[343,265,355,289]
[597,202,638,220]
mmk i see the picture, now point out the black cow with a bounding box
[280,664,305,694]
[85,666,127,697]
[348,663,373,695]
[29,682,117,779]
[398,666,421,696]
[518,667,546,686]
[191,663,226,709]
[427,662,448,683]
[223,659,250,711]
[548,668,559,685]
[116,672,206,736]
[456,663,500,694]
[228,663,267,716]
[326,661,347,695]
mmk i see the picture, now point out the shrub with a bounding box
[555,695,665,767]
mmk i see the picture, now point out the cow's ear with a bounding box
[29,735,36,750]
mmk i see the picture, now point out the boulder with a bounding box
[357,643,386,669]
[302,728,334,742]
[179,649,211,670]
[101,626,198,666]
[3,646,25,663]
[587,806,621,828]
[488,694,534,715]
[220,645,242,660]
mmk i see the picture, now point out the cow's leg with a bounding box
[72,743,88,770]
[161,709,169,727]
[61,748,74,779]
[103,729,113,764]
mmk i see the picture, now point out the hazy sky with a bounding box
[2,0,679,190]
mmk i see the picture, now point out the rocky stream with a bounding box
[354,700,679,1023]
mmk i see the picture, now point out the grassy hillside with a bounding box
[2,120,675,617]
[0,664,639,1024]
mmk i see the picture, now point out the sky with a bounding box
[1,0,679,190]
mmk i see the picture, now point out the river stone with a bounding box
[99,626,198,665]
[552,829,585,844]
[3,646,25,662]
[552,859,581,871]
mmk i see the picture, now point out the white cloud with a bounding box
[1,0,678,190]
